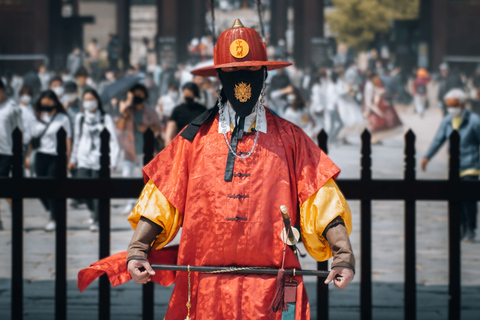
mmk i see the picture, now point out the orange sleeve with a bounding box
[300,178,352,261]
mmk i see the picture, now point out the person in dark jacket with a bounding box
[422,89,480,242]
[164,82,206,145]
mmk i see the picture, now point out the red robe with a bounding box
[142,109,340,319]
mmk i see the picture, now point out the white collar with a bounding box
[218,102,267,134]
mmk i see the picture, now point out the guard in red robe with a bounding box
[125,19,355,319]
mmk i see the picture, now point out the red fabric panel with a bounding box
[77,246,179,292]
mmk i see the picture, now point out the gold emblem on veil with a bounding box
[234,82,252,102]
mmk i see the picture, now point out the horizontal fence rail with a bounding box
[1,126,479,320]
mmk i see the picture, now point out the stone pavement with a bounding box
[0,104,479,319]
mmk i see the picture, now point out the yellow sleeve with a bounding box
[300,178,352,261]
[127,180,183,250]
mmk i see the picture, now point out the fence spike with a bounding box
[100,128,111,179]
[317,129,328,154]
[404,129,416,181]
[11,127,24,320]
[448,130,461,320]
[361,129,371,181]
[55,127,67,179]
[143,128,155,165]
[448,131,460,181]
[12,127,23,179]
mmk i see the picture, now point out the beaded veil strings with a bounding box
[218,69,267,160]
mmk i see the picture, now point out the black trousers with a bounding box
[0,154,12,177]
[35,152,57,220]
[76,168,100,222]
[460,175,478,237]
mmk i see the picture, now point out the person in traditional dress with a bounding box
[363,72,403,144]
[83,20,355,319]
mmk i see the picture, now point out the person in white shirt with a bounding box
[26,90,72,232]
[282,86,315,140]
[309,73,328,136]
[325,72,345,142]
[0,79,24,230]
[38,64,51,91]
[17,86,37,166]
[156,79,180,121]
[69,89,120,231]
[49,76,65,100]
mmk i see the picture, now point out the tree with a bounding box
[326,0,419,51]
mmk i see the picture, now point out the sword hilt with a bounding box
[280,205,296,243]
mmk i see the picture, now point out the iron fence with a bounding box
[0,126,477,320]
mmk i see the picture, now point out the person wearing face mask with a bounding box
[422,89,480,242]
[63,81,82,130]
[156,79,180,121]
[118,20,353,319]
[116,83,161,214]
[193,75,215,109]
[164,82,206,146]
[18,86,37,165]
[69,89,120,231]
[49,76,65,100]
[75,67,93,99]
[282,86,315,139]
[0,79,24,230]
[26,90,72,231]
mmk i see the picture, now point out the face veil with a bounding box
[217,67,265,117]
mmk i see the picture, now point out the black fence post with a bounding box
[11,128,24,320]
[142,128,155,320]
[99,129,111,320]
[317,129,329,320]
[404,129,416,320]
[360,129,372,320]
[448,131,461,320]
[55,128,68,320]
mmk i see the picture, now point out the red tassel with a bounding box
[270,268,286,312]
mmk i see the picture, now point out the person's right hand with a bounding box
[119,92,134,114]
[68,163,76,170]
[281,85,294,95]
[25,157,30,170]
[127,259,155,284]
[421,157,429,171]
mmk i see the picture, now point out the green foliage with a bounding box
[326,0,420,51]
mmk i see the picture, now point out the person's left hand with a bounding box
[136,124,148,132]
[324,267,354,290]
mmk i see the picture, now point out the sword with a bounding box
[150,264,330,278]
[280,205,300,254]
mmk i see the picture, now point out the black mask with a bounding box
[184,97,194,105]
[39,105,54,112]
[133,96,145,105]
[217,67,265,117]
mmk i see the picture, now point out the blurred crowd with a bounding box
[2,36,480,236]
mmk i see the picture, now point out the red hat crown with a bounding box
[214,19,267,66]
[191,19,291,77]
